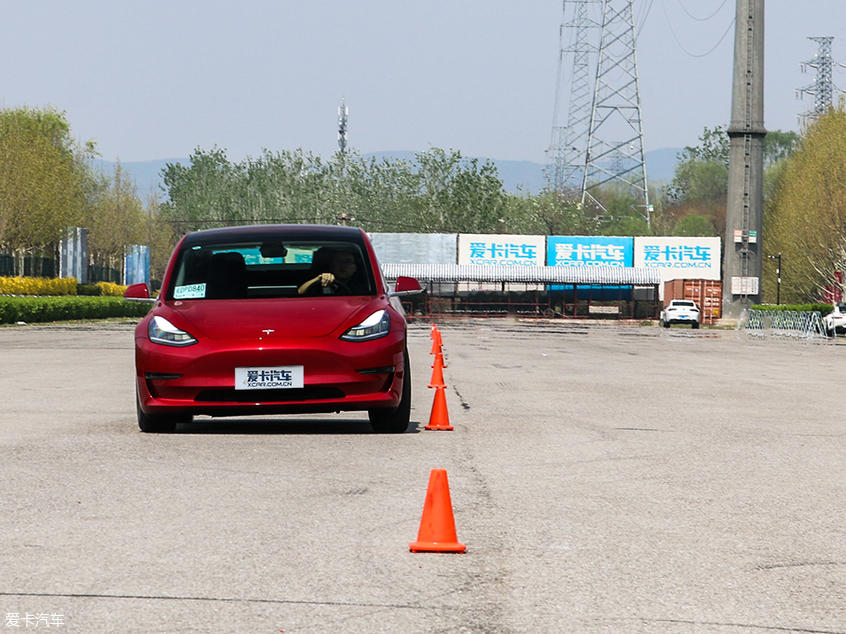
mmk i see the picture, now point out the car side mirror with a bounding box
[124,282,156,304]
[389,276,423,297]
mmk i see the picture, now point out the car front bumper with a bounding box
[135,331,406,417]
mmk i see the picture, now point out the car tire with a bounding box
[663,320,670,328]
[369,350,411,434]
[136,392,189,433]
[692,322,699,329]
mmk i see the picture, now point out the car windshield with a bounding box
[167,238,376,300]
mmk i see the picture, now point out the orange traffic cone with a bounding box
[409,469,466,553]
[428,354,446,389]
[430,332,441,354]
[425,386,453,430]
[432,349,447,368]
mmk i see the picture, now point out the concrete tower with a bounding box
[723,0,766,317]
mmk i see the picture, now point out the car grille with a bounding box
[194,387,346,403]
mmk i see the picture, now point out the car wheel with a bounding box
[663,320,670,328]
[136,392,189,433]
[369,350,411,434]
[692,322,699,329]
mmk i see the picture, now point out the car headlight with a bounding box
[341,310,391,342]
[148,316,198,347]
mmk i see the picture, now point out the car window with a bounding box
[674,300,696,307]
[168,239,375,300]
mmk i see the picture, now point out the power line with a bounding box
[635,0,655,36]
[660,0,735,58]
[675,0,730,22]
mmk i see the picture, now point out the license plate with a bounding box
[235,366,304,390]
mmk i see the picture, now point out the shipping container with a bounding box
[664,279,722,324]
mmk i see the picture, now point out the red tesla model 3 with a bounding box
[124,225,422,433]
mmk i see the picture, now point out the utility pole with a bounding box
[768,253,781,305]
[723,0,766,318]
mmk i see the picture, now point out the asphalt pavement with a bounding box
[1,320,845,633]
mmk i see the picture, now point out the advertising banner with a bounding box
[634,237,721,299]
[370,233,457,265]
[546,236,634,297]
[458,234,545,267]
[547,236,633,267]
[457,234,544,291]
[124,245,150,285]
[60,227,89,284]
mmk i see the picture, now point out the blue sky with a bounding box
[1,1,844,164]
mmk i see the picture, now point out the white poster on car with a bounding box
[634,237,721,299]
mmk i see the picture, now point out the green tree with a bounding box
[161,147,244,231]
[86,163,146,273]
[411,148,507,233]
[0,106,96,260]
[141,192,180,286]
[763,129,801,167]
[160,146,510,235]
[665,126,729,238]
[665,126,801,240]
[500,189,596,236]
[766,106,846,302]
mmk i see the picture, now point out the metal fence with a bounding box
[739,309,828,339]
[383,264,662,321]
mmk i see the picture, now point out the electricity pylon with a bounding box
[545,0,600,192]
[797,36,839,124]
[582,0,650,224]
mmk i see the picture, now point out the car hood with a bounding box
[167,297,375,340]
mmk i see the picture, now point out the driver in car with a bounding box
[298,248,361,295]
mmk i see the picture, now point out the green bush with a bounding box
[77,284,102,296]
[0,296,151,324]
[752,303,833,316]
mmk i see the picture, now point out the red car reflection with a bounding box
[125,225,422,433]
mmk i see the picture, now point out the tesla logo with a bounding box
[262,329,275,335]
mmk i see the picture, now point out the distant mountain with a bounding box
[95,148,682,198]
[644,147,683,184]
[365,149,682,194]
[89,158,189,197]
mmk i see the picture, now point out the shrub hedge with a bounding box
[0,276,130,298]
[0,276,78,296]
[751,303,833,316]
[96,281,129,296]
[77,284,102,296]
[0,296,150,324]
